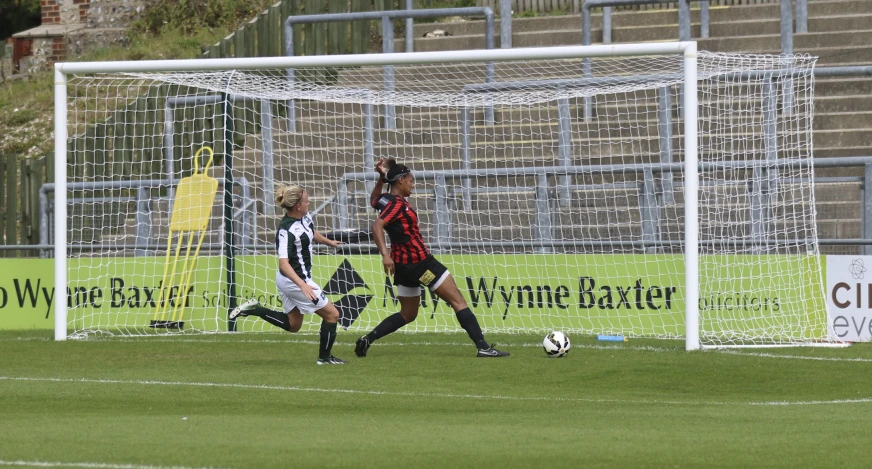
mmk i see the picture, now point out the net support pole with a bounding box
[557,96,572,207]
[54,66,68,341]
[260,99,276,216]
[364,99,375,197]
[223,92,238,332]
[460,106,472,211]
[683,42,699,351]
[658,86,675,204]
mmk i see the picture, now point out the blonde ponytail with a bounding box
[276,185,305,211]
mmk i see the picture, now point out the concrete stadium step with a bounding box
[698,30,872,52]
[290,94,864,132]
[716,0,872,20]
[270,113,844,147]
[409,1,870,39]
[709,15,872,37]
[815,78,872,96]
[815,95,872,113]
[330,72,865,101]
[401,1,871,51]
[814,112,872,131]
[407,25,872,52]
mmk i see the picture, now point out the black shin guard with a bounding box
[319,321,338,359]
[455,308,489,349]
[249,305,292,332]
[366,313,408,342]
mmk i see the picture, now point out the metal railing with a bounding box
[584,0,710,45]
[164,94,276,215]
[37,177,255,257]
[8,154,872,256]
[284,7,499,131]
[335,156,872,254]
[582,0,807,55]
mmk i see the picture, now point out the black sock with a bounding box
[366,313,408,342]
[319,321,338,359]
[455,308,489,349]
[247,305,291,332]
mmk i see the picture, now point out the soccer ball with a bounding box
[543,331,570,358]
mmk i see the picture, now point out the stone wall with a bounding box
[18,0,155,68]
[40,0,92,25]
[1,43,13,80]
[86,0,156,29]
[65,29,129,58]
[17,36,67,75]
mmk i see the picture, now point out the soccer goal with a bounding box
[52,43,836,349]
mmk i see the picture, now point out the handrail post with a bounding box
[283,20,296,133]
[640,169,660,253]
[484,10,496,125]
[700,1,709,38]
[337,179,349,231]
[781,0,793,55]
[679,0,690,42]
[580,4,592,120]
[535,173,553,253]
[405,0,414,53]
[364,99,375,197]
[461,106,472,211]
[382,15,397,130]
[500,0,512,48]
[259,99,275,215]
[603,7,612,44]
[557,95,572,206]
[658,86,675,205]
[796,0,808,34]
[135,186,151,257]
[434,175,450,251]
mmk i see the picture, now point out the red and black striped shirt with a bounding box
[373,193,430,265]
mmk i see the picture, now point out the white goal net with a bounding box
[53,45,833,348]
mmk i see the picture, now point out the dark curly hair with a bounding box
[382,158,411,184]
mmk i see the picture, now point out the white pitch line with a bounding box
[714,349,872,363]
[1,376,870,407]
[0,460,229,469]
[110,337,872,358]
[0,334,679,351]
[4,336,869,362]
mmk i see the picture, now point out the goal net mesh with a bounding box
[58,51,828,346]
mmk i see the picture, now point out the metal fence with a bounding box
[480,0,782,15]
[0,153,54,257]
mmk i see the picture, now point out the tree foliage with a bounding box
[0,0,41,41]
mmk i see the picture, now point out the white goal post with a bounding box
[52,42,835,349]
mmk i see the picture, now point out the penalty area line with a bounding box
[1,376,871,407]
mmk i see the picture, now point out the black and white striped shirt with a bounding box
[276,214,315,280]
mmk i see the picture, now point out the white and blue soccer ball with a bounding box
[543,331,570,358]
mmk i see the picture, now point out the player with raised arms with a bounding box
[355,158,510,358]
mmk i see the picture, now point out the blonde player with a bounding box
[230,185,346,365]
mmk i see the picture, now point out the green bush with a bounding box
[131,0,276,35]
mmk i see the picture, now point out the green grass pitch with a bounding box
[1,330,871,469]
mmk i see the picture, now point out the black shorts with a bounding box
[394,255,449,291]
